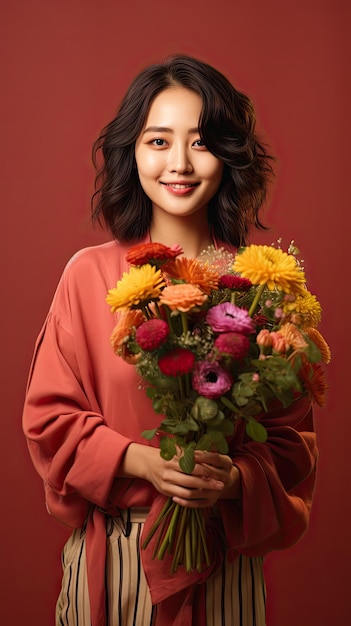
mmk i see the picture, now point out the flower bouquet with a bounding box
[106,240,330,574]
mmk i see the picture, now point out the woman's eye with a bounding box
[151,138,167,147]
[193,139,206,149]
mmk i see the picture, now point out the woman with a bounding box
[22,54,317,626]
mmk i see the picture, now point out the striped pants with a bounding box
[56,510,266,626]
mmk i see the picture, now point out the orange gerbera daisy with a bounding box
[299,362,328,407]
[278,322,308,351]
[305,327,331,364]
[110,309,145,355]
[159,284,207,312]
[165,257,219,294]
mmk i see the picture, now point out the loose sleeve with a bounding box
[217,398,318,557]
[22,249,140,526]
[23,311,133,525]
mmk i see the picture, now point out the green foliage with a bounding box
[196,430,229,454]
[141,427,158,441]
[245,418,268,442]
[179,442,196,474]
[160,436,177,461]
[304,338,322,363]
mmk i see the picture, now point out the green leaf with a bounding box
[160,436,177,461]
[179,443,196,474]
[305,339,322,363]
[141,428,158,441]
[152,397,165,414]
[221,419,235,436]
[240,384,254,398]
[246,419,268,443]
[204,410,225,427]
[146,387,157,399]
[196,431,229,454]
[235,395,249,407]
[181,415,200,432]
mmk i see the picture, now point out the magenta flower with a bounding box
[214,332,250,360]
[136,319,169,351]
[192,361,233,399]
[206,302,255,334]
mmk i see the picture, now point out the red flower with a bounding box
[126,242,183,266]
[218,275,252,291]
[136,319,170,351]
[253,313,270,327]
[214,332,250,360]
[158,347,195,377]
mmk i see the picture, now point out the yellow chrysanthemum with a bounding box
[106,265,166,312]
[232,245,306,294]
[282,290,322,328]
[305,327,331,364]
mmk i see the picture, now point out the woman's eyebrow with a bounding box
[143,126,199,134]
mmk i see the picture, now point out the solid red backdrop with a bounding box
[1,1,349,625]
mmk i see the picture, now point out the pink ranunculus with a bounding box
[192,361,233,399]
[135,319,170,351]
[214,332,250,360]
[206,302,255,334]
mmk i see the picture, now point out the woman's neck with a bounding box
[149,212,213,259]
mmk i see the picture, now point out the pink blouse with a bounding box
[22,239,318,626]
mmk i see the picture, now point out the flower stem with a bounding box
[154,301,163,319]
[141,305,151,320]
[248,283,266,317]
[181,312,189,335]
[194,508,210,568]
[185,517,192,572]
[171,505,188,573]
[157,503,180,559]
[142,497,174,548]
[177,376,185,402]
[220,395,241,414]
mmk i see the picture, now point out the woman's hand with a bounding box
[119,444,241,509]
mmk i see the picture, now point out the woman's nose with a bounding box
[167,143,193,173]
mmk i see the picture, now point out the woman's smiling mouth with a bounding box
[161,181,200,195]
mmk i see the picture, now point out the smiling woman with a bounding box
[135,87,224,254]
[91,54,273,248]
[22,54,317,626]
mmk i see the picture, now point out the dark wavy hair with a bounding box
[92,54,274,247]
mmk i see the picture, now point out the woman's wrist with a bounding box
[117,442,155,481]
[220,464,242,500]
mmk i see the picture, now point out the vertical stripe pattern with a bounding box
[56,512,266,626]
[205,554,266,626]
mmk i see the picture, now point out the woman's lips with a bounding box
[161,182,199,196]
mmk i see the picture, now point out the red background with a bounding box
[1,1,349,624]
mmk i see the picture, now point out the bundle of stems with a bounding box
[142,497,210,573]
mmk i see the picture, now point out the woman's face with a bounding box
[135,87,223,221]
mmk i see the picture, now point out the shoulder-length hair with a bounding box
[92,54,274,247]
